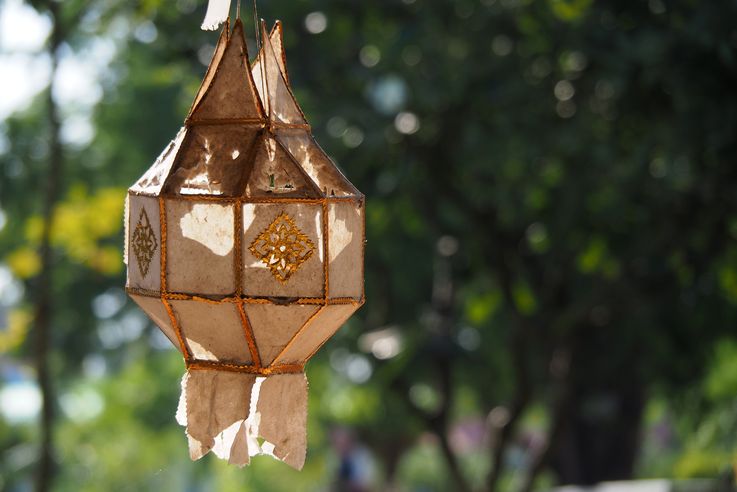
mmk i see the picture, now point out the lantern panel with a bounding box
[189,21,262,121]
[129,295,180,351]
[127,194,162,292]
[189,25,228,117]
[275,303,361,364]
[256,373,308,470]
[242,203,324,297]
[258,21,306,126]
[171,300,253,363]
[277,131,361,198]
[251,21,288,103]
[328,201,364,299]
[243,304,320,365]
[130,128,187,195]
[164,125,261,196]
[166,200,236,295]
[243,135,321,198]
[183,370,256,460]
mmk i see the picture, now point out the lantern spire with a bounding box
[188,19,264,122]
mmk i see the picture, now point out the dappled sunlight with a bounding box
[179,203,233,257]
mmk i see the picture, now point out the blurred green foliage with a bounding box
[2,0,737,490]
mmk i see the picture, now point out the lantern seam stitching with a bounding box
[140,194,362,203]
[126,287,362,305]
[322,199,329,299]
[237,302,261,367]
[160,197,192,360]
[187,360,303,375]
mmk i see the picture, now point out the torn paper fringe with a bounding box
[177,370,308,470]
[201,0,231,30]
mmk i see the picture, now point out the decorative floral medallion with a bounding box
[249,212,315,282]
[132,208,157,277]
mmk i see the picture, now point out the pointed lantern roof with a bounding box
[132,19,361,199]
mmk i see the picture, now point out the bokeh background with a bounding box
[2,0,737,490]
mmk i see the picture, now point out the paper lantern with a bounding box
[124,19,364,469]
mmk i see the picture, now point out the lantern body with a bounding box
[124,20,363,468]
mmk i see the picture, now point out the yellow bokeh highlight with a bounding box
[0,308,32,352]
[6,186,126,279]
[6,248,41,279]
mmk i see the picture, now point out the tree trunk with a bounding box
[550,366,646,484]
[34,3,64,490]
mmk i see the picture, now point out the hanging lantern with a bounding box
[124,18,364,469]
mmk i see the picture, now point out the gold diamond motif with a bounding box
[132,208,157,278]
[249,212,315,283]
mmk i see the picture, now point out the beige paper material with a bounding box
[171,300,252,363]
[244,304,320,365]
[275,304,360,364]
[228,422,250,466]
[244,135,322,198]
[166,200,236,295]
[328,201,364,299]
[190,21,262,121]
[256,373,308,470]
[183,370,255,460]
[242,202,324,297]
[252,21,288,108]
[164,126,261,197]
[176,372,309,469]
[129,295,180,350]
[277,131,361,198]
[130,128,188,195]
[191,24,229,111]
[126,195,162,291]
[126,19,364,470]
[259,21,306,126]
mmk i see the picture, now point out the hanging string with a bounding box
[252,0,261,54]
[236,0,241,20]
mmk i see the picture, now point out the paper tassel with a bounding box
[176,371,308,469]
[201,0,231,31]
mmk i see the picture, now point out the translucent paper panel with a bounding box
[171,300,252,363]
[275,304,360,364]
[166,200,235,295]
[127,195,162,291]
[182,370,255,460]
[244,135,321,198]
[130,128,187,194]
[251,22,288,113]
[259,21,306,126]
[165,126,260,196]
[277,131,360,197]
[256,373,308,470]
[189,24,228,116]
[129,295,180,351]
[328,201,364,299]
[243,304,319,365]
[189,21,262,121]
[242,203,324,298]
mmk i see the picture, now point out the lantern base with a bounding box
[176,368,308,469]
